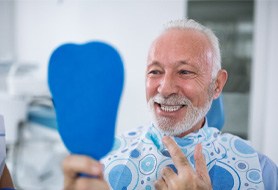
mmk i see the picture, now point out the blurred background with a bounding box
[0,0,277,189]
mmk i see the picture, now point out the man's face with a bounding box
[146,29,215,136]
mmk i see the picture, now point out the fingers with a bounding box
[162,136,191,171]
[159,139,212,189]
[154,178,167,190]
[194,144,210,182]
[63,155,106,190]
[63,155,103,178]
[161,167,177,187]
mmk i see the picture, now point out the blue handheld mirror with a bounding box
[48,41,124,160]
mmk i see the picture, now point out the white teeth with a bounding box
[160,105,183,112]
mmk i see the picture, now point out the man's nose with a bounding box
[157,74,178,97]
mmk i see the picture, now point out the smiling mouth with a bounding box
[157,103,185,112]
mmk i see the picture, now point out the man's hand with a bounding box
[155,136,212,190]
[62,155,109,190]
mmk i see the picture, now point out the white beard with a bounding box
[148,93,213,136]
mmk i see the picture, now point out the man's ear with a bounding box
[213,69,228,99]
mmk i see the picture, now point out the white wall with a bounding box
[13,0,186,134]
[249,0,278,164]
[0,1,14,62]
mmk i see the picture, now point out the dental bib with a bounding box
[102,122,264,190]
[48,41,124,160]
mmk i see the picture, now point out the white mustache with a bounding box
[152,94,191,106]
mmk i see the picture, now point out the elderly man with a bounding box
[63,19,278,190]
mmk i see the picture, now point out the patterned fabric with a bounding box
[101,121,264,190]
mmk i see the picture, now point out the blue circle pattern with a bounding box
[102,125,264,189]
[239,163,247,170]
[130,149,140,158]
[235,160,249,172]
[209,165,234,189]
[109,164,132,190]
[247,169,262,184]
[234,139,255,154]
[139,155,157,175]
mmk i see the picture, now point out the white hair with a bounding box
[164,19,221,78]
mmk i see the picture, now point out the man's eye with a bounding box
[178,70,191,75]
[148,70,161,75]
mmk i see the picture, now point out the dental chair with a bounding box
[207,95,225,130]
